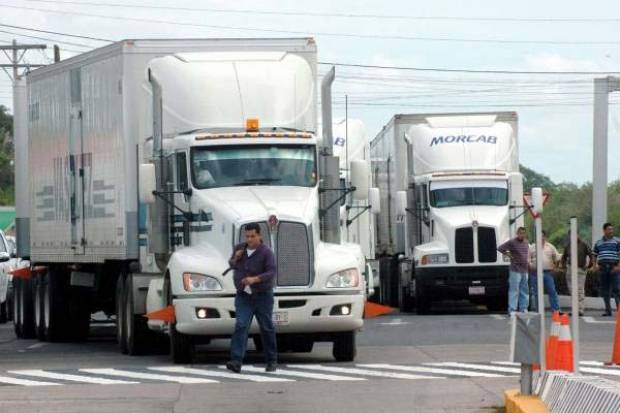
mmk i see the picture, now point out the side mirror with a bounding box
[366,262,374,297]
[369,187,381,215]
[139,163,156,204]
[396,190,408,216]
[350,160,370,201]
[0,252,9,263]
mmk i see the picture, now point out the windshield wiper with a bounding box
[232,178,281,186]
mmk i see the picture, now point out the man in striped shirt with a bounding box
[593,223,620,316]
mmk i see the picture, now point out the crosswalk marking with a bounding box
[9,369,139,385]
[0,375,60,386]
[358,363,507,378]
[235,366,366,381]
[80,368,220,384]
[150,366,292,382]
[287,364,441,380]
[579,367,620,377]
[430,362,520,374]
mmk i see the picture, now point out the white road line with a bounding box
[378,318,411,326]
[0,376,60,386]
[492,361,519,367]
[150,366,292,382]
[490,315,507,320]
[286,364,441,380]
[580,367,620,377]
[579,361,620,368]
[237,366,366,381]
[583,316,615,324]
[26,343,48,350]
[9,370,139,385]
[358,363,507,378]
[430,362,520,374]
[80,368,219,384]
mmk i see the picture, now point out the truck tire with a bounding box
[333,331,356,362]
[116,273,127,354]
[486,297,508,312]
[18,276,36,339]
[166,278,193,364]
[33,272,45,340]
[253,336,264,352]
[124,273,151,355]
[292,339,314,353]
[13,277,21,337]
[415,284,431,315]
[0,300,8,324]
[65,285,91,342]
[44,268,72,342]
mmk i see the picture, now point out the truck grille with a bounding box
[455,227,474,263]
[238,221,313,287]
[477,227,497,263]
[276,222,313,287]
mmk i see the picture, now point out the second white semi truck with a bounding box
[13,38,371,362]
[370,112,523,314]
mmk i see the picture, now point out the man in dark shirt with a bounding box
[226,223,277,373]
[497,226,530,314]
[593,223,620,316]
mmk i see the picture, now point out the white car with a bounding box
[0,231,22,323]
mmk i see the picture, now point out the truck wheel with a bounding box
[415,284,431,315]
[166,278,193,364]
[124,273,151,355]
[19,276,36,339]
[333,331,356,362]
[486,297,507,312]
[44,268,71,342]
[13,277,21,337]
[33,273,45,340]
[0,300,8,324]
[116,273,127,354]
[66,286,91,342]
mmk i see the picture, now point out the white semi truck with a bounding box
[370,113,523,314]
[13,38,370,362]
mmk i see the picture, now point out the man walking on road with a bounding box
[593,223,620,316]
[498,227,530,314]
[528,230,561,313]
[561,229,593,316]
[226,223,278,373]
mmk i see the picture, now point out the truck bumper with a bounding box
[173,293,365,336]
[416,266,508,300]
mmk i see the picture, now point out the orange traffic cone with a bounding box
[555,313,574,372]
[606,306,620,365]
[364,301,395,318]
[546,311,561,370]
[144,305,176,323]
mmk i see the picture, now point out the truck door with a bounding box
[173,151,190,247]
[418,183,431,243]
[69,69,85,254]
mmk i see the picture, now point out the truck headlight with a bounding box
[326,268,360,288]
[421,254,449,265]
[182,272,223,292]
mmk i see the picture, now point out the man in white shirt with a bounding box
[529,230,561,312]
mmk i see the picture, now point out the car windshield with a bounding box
[191,144,317,189]
[430,187,508,208]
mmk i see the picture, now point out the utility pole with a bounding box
[0,39,46,81]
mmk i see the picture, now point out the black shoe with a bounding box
[265,362,277,372]
[226,361,242,373]
[602,311,612,317]
[579,312,585,317]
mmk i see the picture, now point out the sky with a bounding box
[0,0,619,185]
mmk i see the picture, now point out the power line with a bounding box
[0,28,94,48]
[22,0,620,23]
[320,62,620,75]
[1,3,619,46]
[0,22,111,42]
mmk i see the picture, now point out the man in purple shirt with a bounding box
[226,223,277,373]
[497,227,530,314]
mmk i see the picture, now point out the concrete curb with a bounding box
[505,390,550,413]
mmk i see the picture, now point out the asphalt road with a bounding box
[0,300,617,413]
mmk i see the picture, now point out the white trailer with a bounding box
[14,38,371,362]
[370,113,523,313]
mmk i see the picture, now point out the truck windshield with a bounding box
[430,187,508,208]
[191,144,317,189]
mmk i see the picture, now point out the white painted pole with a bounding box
[570,217,580,374]
[592,78,609,246]
[535,217,546,372]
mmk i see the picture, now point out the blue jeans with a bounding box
[508,271,529,313]
[230,291,277,364]
[599,263,620,313]
[529,271,560,312]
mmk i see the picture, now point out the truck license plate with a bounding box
[272,311,289,325]
[468,286,485,295]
